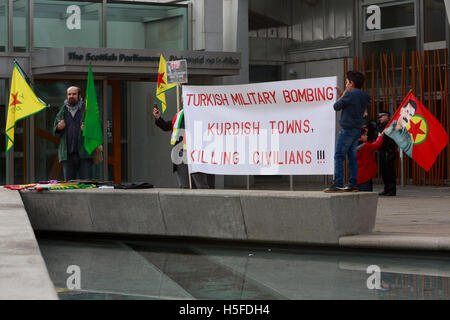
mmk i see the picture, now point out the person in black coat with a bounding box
[363,109,378,142]
[153,106,210,189]
[377,111,397,196]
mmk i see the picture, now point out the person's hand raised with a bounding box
[153,107,161,119]
[335,86,343,98]
[57,119,66,131]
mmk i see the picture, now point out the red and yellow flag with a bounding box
[385,92,448,171]
[5,62,47,152]
[156,54,176,114]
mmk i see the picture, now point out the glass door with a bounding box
[107,80,127,184]
[0,79,7,184]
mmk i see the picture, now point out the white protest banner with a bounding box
[182,77,337,175]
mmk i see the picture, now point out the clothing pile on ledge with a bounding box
[3,180,153,192]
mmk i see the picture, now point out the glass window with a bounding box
[249,65,281,83]
[362,37,417,61]
[0,0,7,51]
[34,0,102,49]
[13,116,25,184]
[424,0,446,43]
[107,2,188,50]
[364,1,415,32]
[14,0,28,52]
[0,79,7,184]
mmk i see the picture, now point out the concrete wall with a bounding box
[128,81,179,188]
[21,189,378,246]
[192,0,223,51]
[0,189,57,300]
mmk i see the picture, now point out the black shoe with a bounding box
[323,184,345,193]
[379,191,387,196]
[385,192,396,196]
[344,186,359,192]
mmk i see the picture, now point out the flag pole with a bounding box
[177,83,192,189]
[400,149,404,187]
[399,89,412,188]
[176,83,180,113]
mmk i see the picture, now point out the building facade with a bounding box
[1,0,449,188]
[248,0,450,186]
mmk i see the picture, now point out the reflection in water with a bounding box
[37,237,450,300]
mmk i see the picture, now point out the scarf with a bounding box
[65,98,83,118]
[171,109,184,146]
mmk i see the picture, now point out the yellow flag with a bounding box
[5,62,47,152]
[156,54,176,114]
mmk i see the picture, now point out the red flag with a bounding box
[384,92,448,171]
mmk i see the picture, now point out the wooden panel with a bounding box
[108,80,122,184]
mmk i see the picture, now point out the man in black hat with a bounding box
[377,111,397,196]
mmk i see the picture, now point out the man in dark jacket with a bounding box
[53,86,93,181]
[153,106,209,189]
[363,109,378,142]
[324,71,370,193]
[377,111,397,196]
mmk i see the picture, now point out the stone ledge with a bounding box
[339,233,450,251]
[21,189,378,246]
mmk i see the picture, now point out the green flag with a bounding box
[83,62,103,155]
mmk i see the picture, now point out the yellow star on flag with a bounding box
[156,54,176,114]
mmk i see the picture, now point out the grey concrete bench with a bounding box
[21,189,377,245]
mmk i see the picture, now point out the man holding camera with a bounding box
[152,106,210,189]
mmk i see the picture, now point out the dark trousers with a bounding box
[62,153,93,181]
[175,163,209,189]
[380,154,396,195]
[358,179,373,192]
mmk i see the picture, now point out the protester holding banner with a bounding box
[324,71,370,193]
[53,86,93,181]
[377,111,397,196]
[152,106,210,189]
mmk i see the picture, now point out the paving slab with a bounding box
[339,184,450,251]
[0,189,57,300]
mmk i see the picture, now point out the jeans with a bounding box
[334,128,360,188]
[62,153,93,181]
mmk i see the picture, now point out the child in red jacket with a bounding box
[357,128,384,191]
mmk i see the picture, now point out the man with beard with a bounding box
[377,111,397,196]
[53,86,93,180]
